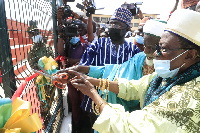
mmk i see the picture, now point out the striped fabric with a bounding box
[80,37,140,66]
[79,37,141,112]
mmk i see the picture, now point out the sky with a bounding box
[67,0,180,21]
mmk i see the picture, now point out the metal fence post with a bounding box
[53,0,58,58]
[0,0,16,97]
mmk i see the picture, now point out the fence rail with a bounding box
[0,0,64,132]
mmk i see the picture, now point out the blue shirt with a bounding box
[79,37,141,112]
[89,52,146,112]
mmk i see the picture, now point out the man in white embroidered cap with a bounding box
[65,9,200,132]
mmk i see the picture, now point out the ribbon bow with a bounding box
[36,56,58,85]
[0,98,42,133]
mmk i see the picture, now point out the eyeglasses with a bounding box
[155,44,193,56]
[108,23,127,29]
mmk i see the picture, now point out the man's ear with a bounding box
[185,49,198,60]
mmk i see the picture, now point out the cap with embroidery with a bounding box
[110,7,132,27]
[143,19,167,37]
[165,9,200,46]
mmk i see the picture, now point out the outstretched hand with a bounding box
[69,70,97,97]
[55,66,78,80]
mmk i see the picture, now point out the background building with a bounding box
[91,13,160,32]
[131,13,160,31]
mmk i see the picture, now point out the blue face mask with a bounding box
[70,37,80,45]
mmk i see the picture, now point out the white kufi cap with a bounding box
[165,9,200,46]
[143,19,167,37]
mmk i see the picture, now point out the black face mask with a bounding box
[109,28,127,42]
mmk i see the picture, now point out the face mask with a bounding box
[70,37,80,45]
[153,50,188,78]
[108,28,126,41]
[32,35,42,43]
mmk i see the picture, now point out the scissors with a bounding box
[33,65,68,89]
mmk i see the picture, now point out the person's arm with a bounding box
[71,70,156,107]
[92,99,185,133]
[72,11,96,43]
[72,11,88,24]
[56,68,154,100]
[87,15,94,43]
[54,65,90,86]
[57,7,64,25]
[69,70,187,133]
[57,7,65,56]
[56,65,90,75]
[68,70,151,100]
[137,8,144,20]
[87,77,119,94]
[57,36,65,56]
[69,70,107,114]
[56,65,156,106]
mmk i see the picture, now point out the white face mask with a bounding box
[153,50,188,78]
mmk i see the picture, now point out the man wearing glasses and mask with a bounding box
[66,9,200,132]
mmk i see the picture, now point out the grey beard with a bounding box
[145,57,154,66]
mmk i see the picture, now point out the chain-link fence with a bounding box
[0,0,65,132]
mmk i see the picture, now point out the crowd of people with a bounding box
[54,0,200,133]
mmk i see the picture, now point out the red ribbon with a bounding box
[11,72,40,102]
[167,11,173,21]
[55,55,65,62]
[79,35,85,43]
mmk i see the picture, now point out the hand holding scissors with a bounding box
[33,70,68,89]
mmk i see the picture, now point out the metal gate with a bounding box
[0,0,64,132]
